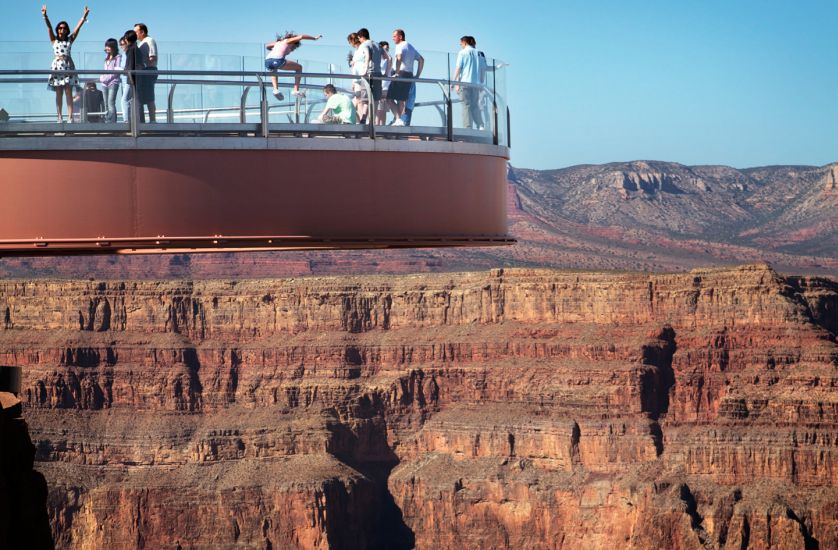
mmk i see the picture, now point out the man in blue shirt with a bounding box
[453,36,483,130]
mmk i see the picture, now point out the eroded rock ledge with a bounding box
[1,264,836,549]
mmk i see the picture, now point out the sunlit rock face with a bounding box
[1,264,836,549]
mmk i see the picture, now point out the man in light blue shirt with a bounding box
[454,36,483,129]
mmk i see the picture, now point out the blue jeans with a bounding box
[121,82,132,123]
[104,84,120,123]
[400,82,416,125]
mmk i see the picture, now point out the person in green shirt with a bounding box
[316,84,357,124]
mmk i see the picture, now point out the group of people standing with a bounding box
[43,5,158,123]
[42,10,488,129]
[267,27,487,129]
[347,28,424,126]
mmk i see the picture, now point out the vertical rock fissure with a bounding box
[678,484,710,547]
[570,421,581,465]
[641,325,677,421]
[785,508,820,550]
[324,402,415,549]
[739,514,750,550]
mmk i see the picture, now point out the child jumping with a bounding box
[265,32,322,100]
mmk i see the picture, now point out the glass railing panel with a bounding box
[165,54,243,124]
[0,49,62,122]
[0,40,508,146]
[491,58,508,147]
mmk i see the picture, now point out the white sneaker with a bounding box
[478,125,485,131]
[292,89,306,98]
[392,119,405,127]
[272,89,284,101]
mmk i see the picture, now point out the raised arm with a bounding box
[285,34,322,45]
[70,6,89,41]
[42,5,56,42]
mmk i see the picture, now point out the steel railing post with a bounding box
[240,86,250,124]
[130,74,140,138]
[258,75,268,138]
[506,107,511,148]
[167,83,177,124]
[361,77,375,140]
[492,62,498,146]
[447,91,453,142]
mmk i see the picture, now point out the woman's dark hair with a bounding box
[347,33,359,46]
[467,36,477,47]
[105,38,119,53]
[277,31,301,51]
[123,30,138,44]
[55,21,70,35]
[379,41,389,49]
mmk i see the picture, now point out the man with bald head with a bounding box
[134,23,158,122]
[387,28,423,126]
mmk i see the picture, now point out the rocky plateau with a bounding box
[0,264,835,548]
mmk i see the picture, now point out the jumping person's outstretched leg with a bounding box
[282,60,304,95]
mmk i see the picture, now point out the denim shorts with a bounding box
[265,58,287,71]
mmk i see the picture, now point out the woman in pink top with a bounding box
[99,38,122,123]
[265,31,322,100]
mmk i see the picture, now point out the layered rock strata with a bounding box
[1,264,836,549]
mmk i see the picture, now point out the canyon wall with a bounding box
[1,264,836,549]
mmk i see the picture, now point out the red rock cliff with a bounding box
[2,264,836,549]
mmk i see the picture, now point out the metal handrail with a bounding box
[0,68,506,146]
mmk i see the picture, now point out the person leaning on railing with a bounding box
[453,35,484,130]
[388,28,424,126]
[134,23,158,122]
[357,28,383,124]
[118,36,131,123]
[122,29,146,122]
[41,4,90,123]
[376,41,399,125]
[99,38,122,123]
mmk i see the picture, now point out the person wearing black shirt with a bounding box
[121,30,146,123]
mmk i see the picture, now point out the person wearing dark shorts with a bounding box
[357,28,382,103]
[389,29,423,126]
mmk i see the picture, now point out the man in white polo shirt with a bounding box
[134,23,158,122]
[388,28,424,126]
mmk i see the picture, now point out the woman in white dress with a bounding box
[42,4,90,123]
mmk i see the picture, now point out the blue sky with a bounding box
[4,0,836,169]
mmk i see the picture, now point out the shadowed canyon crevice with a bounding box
[0,264,836,548]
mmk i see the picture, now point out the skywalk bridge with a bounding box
[0,60,511,256]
